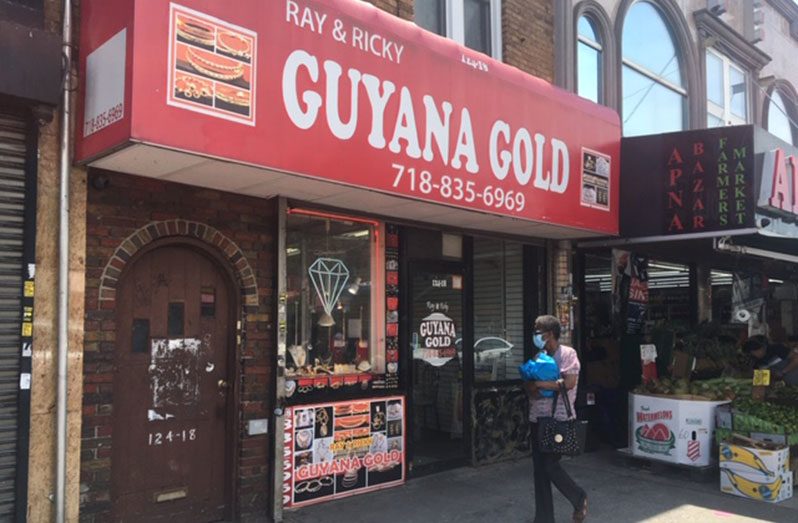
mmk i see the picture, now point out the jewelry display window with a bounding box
[285,209,385,381]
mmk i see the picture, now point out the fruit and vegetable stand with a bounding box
[716,396,798,445]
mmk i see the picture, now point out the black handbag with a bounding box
[536,381,588,456]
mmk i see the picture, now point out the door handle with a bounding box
[217,379,229,390]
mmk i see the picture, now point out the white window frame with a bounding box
[444,0,503,60]
[706,48,749,126]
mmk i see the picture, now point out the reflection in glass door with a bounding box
[409,268,466,471]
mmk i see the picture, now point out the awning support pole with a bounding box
[714,236,798,265]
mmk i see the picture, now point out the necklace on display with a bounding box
[288,344,307,367]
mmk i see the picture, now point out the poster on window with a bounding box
[612,250,649,335]
[415,312,458,366]
[411,274,462,367]
[626,255,649,335]
[581,148,611,211]
[612,249,631,334]
[732,272,767,335]
[283,396,405,508]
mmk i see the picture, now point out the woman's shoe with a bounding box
[572,495,588,523]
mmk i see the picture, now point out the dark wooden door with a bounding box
[112,245,234,522]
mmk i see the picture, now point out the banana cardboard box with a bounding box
[719,442,792,503]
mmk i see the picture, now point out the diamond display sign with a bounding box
[308,258,350,323]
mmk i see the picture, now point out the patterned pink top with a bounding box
[528,345,580,422]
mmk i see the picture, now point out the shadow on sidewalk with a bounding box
[283,449,797,523]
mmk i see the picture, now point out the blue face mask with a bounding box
[533,333,546,349]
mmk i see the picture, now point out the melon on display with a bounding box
[646,423,671,442]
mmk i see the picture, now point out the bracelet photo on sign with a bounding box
[295,475,334,494]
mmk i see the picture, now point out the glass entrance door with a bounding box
[408,266,467,472]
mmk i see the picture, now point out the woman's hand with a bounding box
[524,381,540,398]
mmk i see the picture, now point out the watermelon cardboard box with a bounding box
[719,439,792,503]
[630,393,729,466]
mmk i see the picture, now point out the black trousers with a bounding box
[530,422,586,523]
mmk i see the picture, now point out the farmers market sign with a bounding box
[621,126,756,237]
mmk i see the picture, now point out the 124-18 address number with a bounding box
[391,164,525,212]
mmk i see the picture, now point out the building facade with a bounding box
[554,0,798,455]
[71,0,617,521]
[0,1,84,522]
[555,0,798,139]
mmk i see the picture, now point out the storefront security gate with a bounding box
[0,110,32,519]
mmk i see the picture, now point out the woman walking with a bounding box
[525,315,588,523]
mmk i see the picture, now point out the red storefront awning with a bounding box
[76,0,621,237]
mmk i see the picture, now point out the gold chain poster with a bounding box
[283,396,405,508]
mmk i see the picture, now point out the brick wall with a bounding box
[80,170,276,522]
[363,0,413,20]
[504,0,555,82]
[552,240,573,346]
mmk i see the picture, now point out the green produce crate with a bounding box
[718,427,798,447]
[733,412,787,434]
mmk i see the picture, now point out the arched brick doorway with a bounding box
[85,220,260,521]
[112,240,237,520]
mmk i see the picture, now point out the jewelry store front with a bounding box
[280,210,550,483]
[75,0,620,520]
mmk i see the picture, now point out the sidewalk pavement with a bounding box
[283,449,798,523]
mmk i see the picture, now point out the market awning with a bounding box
[75,0,621,239]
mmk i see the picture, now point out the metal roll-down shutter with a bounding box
[0,110,29,519]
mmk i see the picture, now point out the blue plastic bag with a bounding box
[519,351,560,398]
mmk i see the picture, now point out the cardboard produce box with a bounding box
[671,351,693,379]
[630,393,729,467]
[716,403,733,430]
[720,440,792,503]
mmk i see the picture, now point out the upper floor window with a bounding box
[416,0,446,36]
[577,16,602,104]
[706,49,748,127]
[767,90,796,145]
[415,0,501,59]
[621,1,686,136]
